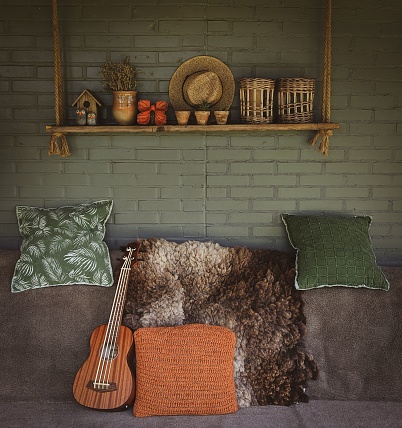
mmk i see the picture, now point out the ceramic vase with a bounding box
[112,91,137,125]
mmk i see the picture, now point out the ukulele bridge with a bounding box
[87,380,117,392]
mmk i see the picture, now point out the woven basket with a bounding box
[277,78,315,123]
[240,78,275,124]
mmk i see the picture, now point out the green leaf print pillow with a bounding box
[11,200,114,293]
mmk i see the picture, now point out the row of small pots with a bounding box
[175,110,229,126]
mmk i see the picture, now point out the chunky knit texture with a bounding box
[133,324,238,417]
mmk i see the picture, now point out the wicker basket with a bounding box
[240,78,275,124]
[277,78,315,123]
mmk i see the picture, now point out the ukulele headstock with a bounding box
[122,241,140,268]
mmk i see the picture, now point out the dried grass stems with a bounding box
[101,56,137,92]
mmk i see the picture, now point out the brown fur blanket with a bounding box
[123,238,317,407]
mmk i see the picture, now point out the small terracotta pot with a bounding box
[175,110,191,125]
[112,91,137,125]
[214,110,229,125]
[194,110,210,125]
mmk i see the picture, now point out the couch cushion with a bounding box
[1,401,402,428]
[281,214,389,290]
[133,324,238,417]
[0,248,120,403]
[302,266,402,402]
[11,200,114,292]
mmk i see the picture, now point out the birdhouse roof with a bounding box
[72,89,103,107]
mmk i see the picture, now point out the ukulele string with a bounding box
[104,263,131,384]
[94,248,132,388]
[96,253,130,387]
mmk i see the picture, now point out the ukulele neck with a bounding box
[107,245,136,331]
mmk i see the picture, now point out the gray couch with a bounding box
[1,248,402,428]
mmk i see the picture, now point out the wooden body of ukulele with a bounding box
[72,324,134,410]
[73,243,139,410]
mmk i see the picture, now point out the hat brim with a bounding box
[169,56,235,111]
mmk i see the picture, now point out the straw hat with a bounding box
[169,56,235,111]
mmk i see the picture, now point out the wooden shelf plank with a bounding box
[46,123,340,134]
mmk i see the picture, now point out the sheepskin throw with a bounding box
[123,238,317,407]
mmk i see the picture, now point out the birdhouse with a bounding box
[72,89,102,125]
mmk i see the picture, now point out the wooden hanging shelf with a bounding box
[46,123,339,135]
[48,0,336,156]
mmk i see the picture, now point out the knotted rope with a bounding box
[49,0,70,157]
[310,0,332,156]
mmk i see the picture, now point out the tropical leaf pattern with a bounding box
[11,200,114,293]
[64,248,98,272]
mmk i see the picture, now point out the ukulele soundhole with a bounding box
[100,343,118,360]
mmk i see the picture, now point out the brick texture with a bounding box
[0,0,401,265]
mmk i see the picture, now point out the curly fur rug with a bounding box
[123,238,317,407]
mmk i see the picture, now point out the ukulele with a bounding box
[73,242,139,410]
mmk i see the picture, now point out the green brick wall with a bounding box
[0,0,401,264]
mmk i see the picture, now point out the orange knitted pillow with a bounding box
[133,324,238,417]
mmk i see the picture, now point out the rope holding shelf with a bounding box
[49,0,70,157]
[310,0,332,156]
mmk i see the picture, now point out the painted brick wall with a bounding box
[0,0,401,264]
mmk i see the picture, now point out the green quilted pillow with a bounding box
[281,214,389,290]
[11,200,114,293]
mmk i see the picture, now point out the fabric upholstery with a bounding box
[302,265,402,402]
[1,401,401,428]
